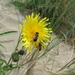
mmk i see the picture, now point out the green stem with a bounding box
[7,56,12,65]
[7,33,21,64]
[15,33,21,50]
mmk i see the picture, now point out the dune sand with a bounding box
[0,0,75,75]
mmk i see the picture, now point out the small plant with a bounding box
[0,0,75,75]
[0,13,58,75]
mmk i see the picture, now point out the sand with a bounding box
[0,0,75,75]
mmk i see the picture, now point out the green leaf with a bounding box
[0,44,6,51]
[0,72,5,75]
[0,31,17,36]
[0,59,7,65]
[58,58,75,72]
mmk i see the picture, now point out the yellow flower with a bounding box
[19,13,52,52]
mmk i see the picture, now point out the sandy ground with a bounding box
[0,0,75,75]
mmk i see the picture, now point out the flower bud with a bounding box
[18,50,24,55]
[9,64,12,68]
[11,52,19,62]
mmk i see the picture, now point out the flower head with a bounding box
[19,13,52,52]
